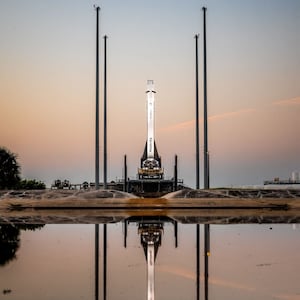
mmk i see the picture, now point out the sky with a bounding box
[0,0,299,188]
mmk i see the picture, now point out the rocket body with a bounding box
[138,80,163,179]
[146,80,155,159]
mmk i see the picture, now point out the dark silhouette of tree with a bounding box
[18,179,46,189]
[0,224,44,266]
[0,225,20,266]
[0,147,21,189]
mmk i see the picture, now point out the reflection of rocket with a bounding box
[146,80,156,159]
[147,243,155,300]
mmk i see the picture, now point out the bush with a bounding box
[18,179,46,190]
[0,147,21,189]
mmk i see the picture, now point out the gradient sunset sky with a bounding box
[0,0,299,188]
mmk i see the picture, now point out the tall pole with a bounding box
[203,7,210,300]
[123,155,127,192]
[203,7,209,190]
[195,33,201,300]
[195,34,200,190]
[174,154,178,191]
[95,6,100,190]
[95,8,100,299]
[103,35,108,189]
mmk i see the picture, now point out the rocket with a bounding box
[139,80,163,179]
[146,80,156,160]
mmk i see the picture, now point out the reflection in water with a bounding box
[204,224,210,300]
[95,224,107,300]
[0,224,44,266]
[125,217,177,300]
[95,224,99,300]
[1,222,300,299]
[0,225,20,266]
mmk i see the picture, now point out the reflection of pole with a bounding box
[103,35,108,189]
[174,221,178,248]
[124,155,127,192]
[196,224,200,300]
[124,220,128,248]
[195,34,200,190]
[147,243,155,300]
[103,224,107,300]
[204,224,210,300]
[95,224,99,300]
[95,6,100,190]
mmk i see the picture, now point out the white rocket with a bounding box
[138,80,163,179]
[146,80,156,159]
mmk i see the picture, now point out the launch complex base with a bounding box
[1,189,300,224]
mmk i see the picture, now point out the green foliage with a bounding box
[0,147,21,189]
[0,147,46,190]
[18,179,46,190]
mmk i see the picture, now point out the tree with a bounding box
[18,179,46,189]
[0,147,21,189]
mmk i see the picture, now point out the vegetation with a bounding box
[18,179,46,190]
[0,147,46,190]
[0,147,21,189]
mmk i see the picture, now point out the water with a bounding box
[0,222,300,300]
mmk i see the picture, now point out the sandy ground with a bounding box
[1,188,300,224]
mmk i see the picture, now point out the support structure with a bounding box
[123,155,127,192]
[95,6,100,190]
[195,34,200,190]
[203,7,209,190]
[174,155,178,191]
[203,7,210,300]
[103,35,108,189]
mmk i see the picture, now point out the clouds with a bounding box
[273,96,300,106]
[158,108,257,132]
[159,94,300,134]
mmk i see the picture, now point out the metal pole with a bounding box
[203,8,210,300]
[124,155,127,192]
[103,35,108,189]
[95,6,100,190]
[174,154,178,191]
[195,34,200,190]
[203,7,209,190]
